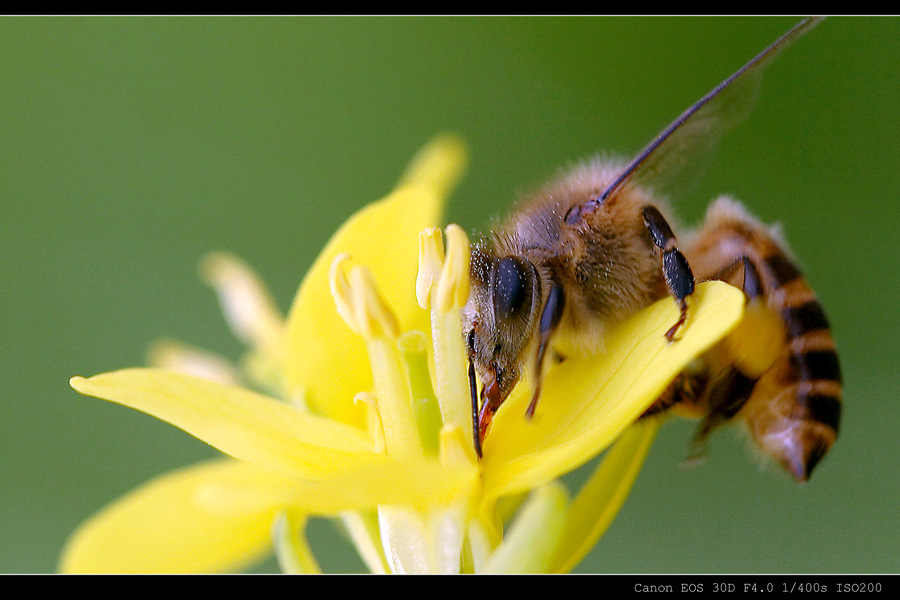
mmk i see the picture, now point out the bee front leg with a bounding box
[525,281,565,420]
[642,205,696,342]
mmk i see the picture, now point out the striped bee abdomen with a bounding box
[746,256,842,481]
[673,197,842,481]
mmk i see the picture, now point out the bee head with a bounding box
[462,246,541,406]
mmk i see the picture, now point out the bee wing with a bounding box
[599,17,822,203]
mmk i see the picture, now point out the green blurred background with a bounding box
[2,16,897,573]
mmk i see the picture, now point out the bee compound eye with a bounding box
[493,257,530,320]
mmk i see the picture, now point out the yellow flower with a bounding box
[61,135,745,574]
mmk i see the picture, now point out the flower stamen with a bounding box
[417,225,473,445]
[330,255,421,458]
[435,224,470,314]
[416,227,444,311]
[146,339,241,386]
[329,253,359,335]
[200,252,284,360]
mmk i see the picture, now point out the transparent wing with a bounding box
[600,17,823,202]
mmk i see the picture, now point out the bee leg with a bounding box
[685,365,759,468]
[641,205,696,341]
[525,281,565,420]
[705,255,764,300]
[641,368,709,419]
[696,366,758,434]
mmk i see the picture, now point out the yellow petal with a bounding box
[549,418,660,573]
[340,510,390,574]
[70,368,380,478]
[481,281,744,500]
[274,456,478,515]
[273,510,322,574]
[59,459,295,574]
[282,136,466,428]
[394,133,468,201]
[480,482,570,574]
[154,455,476,517]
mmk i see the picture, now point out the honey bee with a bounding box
[462,17,841,481]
